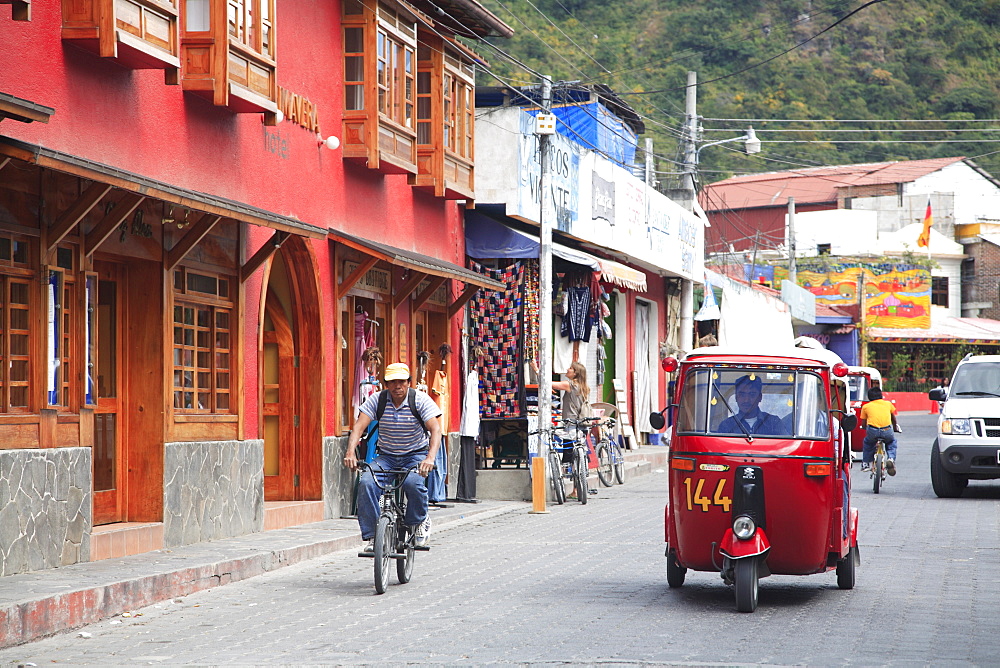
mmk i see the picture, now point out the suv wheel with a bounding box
[930,440,968,498]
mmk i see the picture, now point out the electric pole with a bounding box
[533,76,554,512]
[788,196,797,284]
[678,70,698,352]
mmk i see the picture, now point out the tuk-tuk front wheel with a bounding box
[666,548,686,588]
[734,557,759,613]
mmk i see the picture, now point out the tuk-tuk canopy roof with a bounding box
[683,345,846,370]
[847,366,882,382]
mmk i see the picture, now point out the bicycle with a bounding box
[529,420,592,504]
[870,437,888,494]
[356,463,430,594]
[593,417,625,487]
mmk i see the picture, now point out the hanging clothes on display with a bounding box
[523,259,540,366]
[352,311,378,416]
[468,260,525,419]
[457,358,482,502]
[426,344,451,503]
[561,285,593,342]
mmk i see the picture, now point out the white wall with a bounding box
[788,209,879,256]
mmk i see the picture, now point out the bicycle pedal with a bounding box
[357,552,375,558]
[414,545,431,551]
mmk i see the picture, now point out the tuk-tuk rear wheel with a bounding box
[734,558,759,613]
[666,549,686,588]
[837,545,857,590]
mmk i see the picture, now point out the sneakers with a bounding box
[414,517,432,547]
[859,463,871,473]
[886,459,897,476]
[361,538,375,554]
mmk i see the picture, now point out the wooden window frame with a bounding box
[341,0,418,174]
[410,31,475,199]
[180,0,279,122]
[172,267,235,415]
[61,0,181,78]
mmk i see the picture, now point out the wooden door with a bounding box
[263,289,298,500]
[92,261,125,525]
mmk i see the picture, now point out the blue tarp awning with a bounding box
[465,211,600,270]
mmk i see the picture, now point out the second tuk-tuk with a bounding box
[846,366,883,455]
[653,345,859,612]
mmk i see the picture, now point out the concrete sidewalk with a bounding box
[0,446,669,648]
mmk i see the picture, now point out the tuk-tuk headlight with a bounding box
[733,515,756,541]
[941,418,971,435]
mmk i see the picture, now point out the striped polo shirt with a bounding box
[359,389,441,455]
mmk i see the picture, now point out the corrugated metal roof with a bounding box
[701,157,967,211]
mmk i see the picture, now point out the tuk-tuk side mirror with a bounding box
[841,414,858,431]
[649,411,666,431]
[928,387,947,402]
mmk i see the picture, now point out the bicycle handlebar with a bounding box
[358,463,430,493]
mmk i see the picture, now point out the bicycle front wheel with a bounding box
[612,443,625,485]
[548,451,565,504]
[596,443,613,487]
[574,448,589,504]
[373,514,394,594]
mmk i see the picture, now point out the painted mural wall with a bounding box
[779,262,931,329]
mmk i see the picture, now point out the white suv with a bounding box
[928,354,1000,497]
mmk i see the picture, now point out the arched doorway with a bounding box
[260,238,323,501]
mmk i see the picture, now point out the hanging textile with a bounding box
[561,286,593,342]
[523,259,540,365]
[468,260,524,418]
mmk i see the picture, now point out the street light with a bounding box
[695,126,760,163]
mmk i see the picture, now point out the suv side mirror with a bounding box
[929,387,947,401]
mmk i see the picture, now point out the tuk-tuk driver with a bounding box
[718,375,786,436]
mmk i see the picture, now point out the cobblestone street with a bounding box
[2,413,999,666]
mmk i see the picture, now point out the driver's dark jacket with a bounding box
[718,411,786,436]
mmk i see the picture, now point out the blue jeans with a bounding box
[357,451,428,540]
[863,426,897,464]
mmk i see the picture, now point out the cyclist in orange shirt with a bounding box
[859,387,900,475]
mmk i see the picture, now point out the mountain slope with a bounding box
[475,0,1000,184]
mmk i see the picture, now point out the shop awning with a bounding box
[598,260,646,291]
[0,136,326,238]
[465,212,646,290]
[867,317,1000,344]
[329,228,505,292]
[466,211,598,269]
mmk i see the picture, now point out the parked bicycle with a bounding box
[593,417,625,487]
[529,419,593,504]
[356,463,430,594]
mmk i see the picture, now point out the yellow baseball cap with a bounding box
[384,363,411,381]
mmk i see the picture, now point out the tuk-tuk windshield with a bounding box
[846,375,870,404]
[677,367,830,440]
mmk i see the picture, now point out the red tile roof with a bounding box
[701,157,966,211]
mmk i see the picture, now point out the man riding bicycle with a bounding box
[859,387,899,475]
[344,362,443,552]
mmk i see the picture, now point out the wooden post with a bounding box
[529,455,549,514]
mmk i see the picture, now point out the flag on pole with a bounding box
[917,197,933,247]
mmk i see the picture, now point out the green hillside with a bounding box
[475,0,1000,186]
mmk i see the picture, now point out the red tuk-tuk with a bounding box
[845,366,883,455]
[652,346,859,612]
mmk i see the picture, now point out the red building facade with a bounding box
[0,0,509,574]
